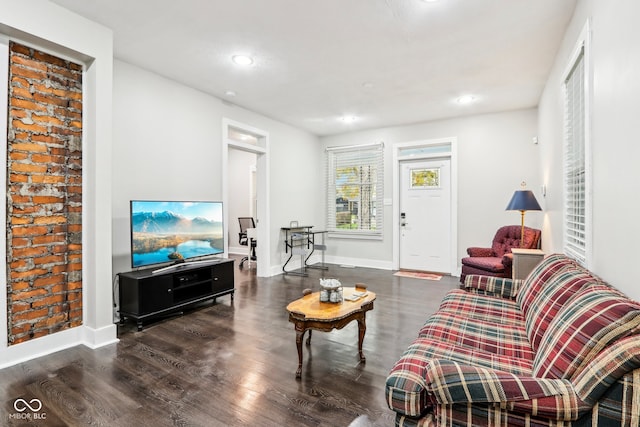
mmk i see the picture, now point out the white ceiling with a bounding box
[50,0,577,136]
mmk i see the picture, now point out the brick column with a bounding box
[6,42,83,345]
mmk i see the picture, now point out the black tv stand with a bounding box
[118,258,234,331]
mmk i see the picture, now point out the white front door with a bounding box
[399,159,451,273]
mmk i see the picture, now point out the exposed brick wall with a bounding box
[6,41,83,345]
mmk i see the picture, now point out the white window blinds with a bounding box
[326,143,384,238]
[563,47,587,265]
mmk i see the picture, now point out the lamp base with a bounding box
[519,210,525,248]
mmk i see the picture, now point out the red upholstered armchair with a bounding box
[460,225,541,283]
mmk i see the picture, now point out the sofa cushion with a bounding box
[523,269,601,351]
[418,311,535,361]
[533,284,640,380]
[438,289,523,326]
[516,253,577,313]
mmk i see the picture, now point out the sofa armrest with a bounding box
[572,335,640,405]
[463,275,523,298]
[425,360,588,420]
[467,247,493,257]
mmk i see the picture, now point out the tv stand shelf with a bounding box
[118,258,234,330]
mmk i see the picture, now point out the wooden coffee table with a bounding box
[286,286,376,378]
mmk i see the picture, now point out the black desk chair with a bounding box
[238,217,257,268]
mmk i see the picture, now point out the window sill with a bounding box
[328,231,383,241]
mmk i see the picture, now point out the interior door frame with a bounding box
[392,137,458,274]
[222,118,270,277]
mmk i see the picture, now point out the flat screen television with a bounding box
[130,200,224,269]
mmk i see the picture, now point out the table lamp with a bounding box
[506,183,542,247]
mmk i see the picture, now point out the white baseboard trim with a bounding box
[82,323,119,349]
[0,324,118,369]
[269,263,284,276]
[228,246,246,255]
[325,255,393,271]
[268,254,393,276]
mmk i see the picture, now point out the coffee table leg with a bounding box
[306,330,312,346]
[295,324,305,379]
[357,316,366,362]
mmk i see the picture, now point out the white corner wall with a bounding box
[538,0,640,301]
[320,108,541,271]
[0,0,115,368]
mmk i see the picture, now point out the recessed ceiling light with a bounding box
[456,95,476,104]
[422,0,439,3]
[340,116,358,123]
[225,90,236,97]
[232,55,253,66]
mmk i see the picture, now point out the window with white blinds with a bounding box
[563,44,588,265]
[326,143,384,238]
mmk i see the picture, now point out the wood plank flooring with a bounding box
[1,257,458,426]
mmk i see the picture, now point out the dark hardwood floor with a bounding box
[1,257,458,426]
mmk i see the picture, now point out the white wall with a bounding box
[109,0,640,302]
[228,149,256,254]
[320,108,541,271]
[1,0,115,368]
[112,60,322,280]
[538,0,640,301]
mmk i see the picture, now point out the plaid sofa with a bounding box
[385,254,640,426]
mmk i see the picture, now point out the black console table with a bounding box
[118,258,234,330]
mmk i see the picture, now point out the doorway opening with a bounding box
[392,138,458,275]
[222,119,270,277]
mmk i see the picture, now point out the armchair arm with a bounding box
[467,247,493,257]
[463,275,523,298]
[425,360,588,420]
[502,252,513,267]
